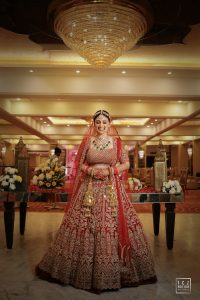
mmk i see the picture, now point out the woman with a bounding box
[35,110,157,292]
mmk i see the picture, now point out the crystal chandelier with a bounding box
[48,0,153,68]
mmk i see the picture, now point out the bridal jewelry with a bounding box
[92,136,111,150]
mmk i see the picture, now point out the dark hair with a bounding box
[54,147,62,156]
[93,110,110,122]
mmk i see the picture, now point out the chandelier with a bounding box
[48,0,153,68]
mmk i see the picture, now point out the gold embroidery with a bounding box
[37,138,156,290]
[82,170,95,217]
[106,167,118,217]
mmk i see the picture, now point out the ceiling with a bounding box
[0,0,200,150]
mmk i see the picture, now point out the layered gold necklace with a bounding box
[92,136,111,151]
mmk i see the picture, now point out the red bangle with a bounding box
[87,167,93,176]
[84,165,89,173]
[113,166,118,175]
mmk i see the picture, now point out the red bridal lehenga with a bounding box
[35,136,157,291]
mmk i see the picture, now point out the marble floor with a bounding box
[0,211,200,300]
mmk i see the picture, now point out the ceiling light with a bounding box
[121,70,126,74]
[178,100,182,103]
[16,97,21,101]
[48,0,153,68]
[167,71,172,75]
[29,69,34,73]
[76,70,80,74]
[48,117,88,125]
[112,118,149,126]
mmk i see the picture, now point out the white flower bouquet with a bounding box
[128,177,142,191]
[0,167,23,191]
[161,180,182,194]
[32,157,66,189]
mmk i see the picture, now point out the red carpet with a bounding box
[1,190,199,213]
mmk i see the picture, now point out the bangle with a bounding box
[88,167,93,176]
[113,166,119,175]
[110,167,114,176]
[84,165,89,173]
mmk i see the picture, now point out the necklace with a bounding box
[92,136,111,151]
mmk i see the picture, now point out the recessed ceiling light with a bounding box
[167,71,172,75]
[16,97,21,101]
[121,70,126,74]
[150,122,154,125]
[40,118,43,121]
[147,125,150,128]
[127,125,130,127]
[29,69,34,73]
[43,121,47,124]
[76,70,80,74]
[66,124,70,127]
[155,119,158,122]
[178,100,182,103]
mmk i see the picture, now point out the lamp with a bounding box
[138,145,145,159]
[48,0,153,68]
[50,148,55,156]
[0,140,6,157]
[1,146,6,155]
[187,144,193,158]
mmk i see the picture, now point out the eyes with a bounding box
[95,119,109,125]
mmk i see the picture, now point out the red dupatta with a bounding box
[115,137,131,265]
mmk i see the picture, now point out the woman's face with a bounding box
[94,114,110,135]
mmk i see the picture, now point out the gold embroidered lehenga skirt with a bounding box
[35,175,157,291]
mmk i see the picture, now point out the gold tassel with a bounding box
[107,167,118,217]
[82,170,94,217]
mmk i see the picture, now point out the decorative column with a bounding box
[192,141,200,176]
[154,140,167,192]
[15,137,29,189]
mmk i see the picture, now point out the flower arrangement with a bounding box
[161,180,182,194]
[128,177,142,191]
[32,156,66,189]
[0,167,23,191]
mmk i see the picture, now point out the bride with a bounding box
[35,110,157,292]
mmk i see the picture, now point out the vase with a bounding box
[4,201,15,249]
